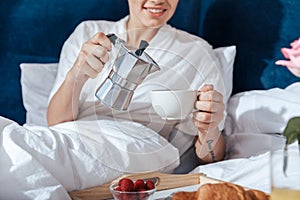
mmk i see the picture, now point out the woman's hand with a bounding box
[47,32,112,126]
[193,84,224,133]
[69,32,112,83]
[193,84,226,163]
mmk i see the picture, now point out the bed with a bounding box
[1,0,300,199]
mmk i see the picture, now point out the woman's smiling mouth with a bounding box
[147,8,165,13]
[144,7,167,17]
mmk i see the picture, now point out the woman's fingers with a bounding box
[193,103,224,123]
[198,84,214,92]
[194,101,220,112]
[201,90,223,102]
[193,110,224,126]
[86,54,104,74]
[73,32,113,79]
[195,91,223,112]
[193,85,225,133]
[89,32,112,51]
[92,45,109,63]
[82,42,109,63]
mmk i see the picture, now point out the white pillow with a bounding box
[213,45,236,103]
[225,84,300,135]
[20,63,58,126]
[224,84,300,158]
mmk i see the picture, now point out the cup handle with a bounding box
[192,90,200,112]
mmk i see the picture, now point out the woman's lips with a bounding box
[145,8,166,17]
[147,8,165,13]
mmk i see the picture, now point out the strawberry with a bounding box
[118,178,134,192]
[115,186,122,191]
[138,188,148,199]
[121,194,130,200]
[145,179,155,190]
[133,179,146,191]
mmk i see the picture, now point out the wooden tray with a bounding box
[68,171,204,200]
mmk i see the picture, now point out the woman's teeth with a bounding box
[147,8,164,13]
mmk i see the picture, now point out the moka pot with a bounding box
[95,34,160,110]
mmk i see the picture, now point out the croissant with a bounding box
[172,182,269,200]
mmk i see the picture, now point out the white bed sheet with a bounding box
[153,142,299,199]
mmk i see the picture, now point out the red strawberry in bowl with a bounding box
[145,179,155,190]
[134,179,146,191]
[110,177,156,200]
[118,178,134,192]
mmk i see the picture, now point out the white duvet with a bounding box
[0,117,179,200]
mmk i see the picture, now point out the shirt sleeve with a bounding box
[47,21,96,104]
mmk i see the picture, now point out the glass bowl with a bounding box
[109,182,156,200]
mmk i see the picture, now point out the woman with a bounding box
[47,0,226,171]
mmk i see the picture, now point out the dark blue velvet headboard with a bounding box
[202,0,300,94]
[1,0,299,124]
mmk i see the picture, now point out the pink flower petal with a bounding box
[290,55,300,68]
[275,60,296,68]
[281,48,290,59]
[287,66,300,77]
[281,48,300,59]
[290,38,300,49]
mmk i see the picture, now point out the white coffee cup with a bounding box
[150,90,197,120]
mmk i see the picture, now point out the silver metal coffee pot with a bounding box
[95,34,160,110]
